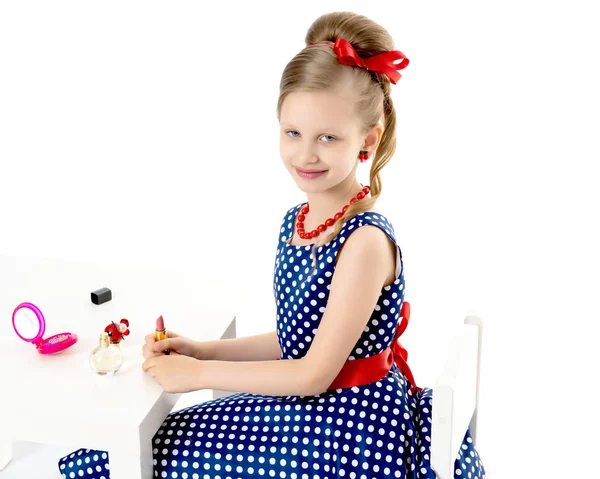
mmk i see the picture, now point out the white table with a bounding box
[0,254,244,479]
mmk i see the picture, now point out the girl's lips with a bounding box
[295,168,327,179]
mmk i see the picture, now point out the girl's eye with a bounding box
[286,131,336,142]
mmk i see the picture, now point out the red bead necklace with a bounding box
[296,185,370,240]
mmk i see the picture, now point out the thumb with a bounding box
[153,338,181,352]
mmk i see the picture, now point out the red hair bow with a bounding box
[308,38,409,85]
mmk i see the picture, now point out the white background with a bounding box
[1,1,599,477]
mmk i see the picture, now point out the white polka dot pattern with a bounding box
[57,204,486,478]
[273,204,406,362]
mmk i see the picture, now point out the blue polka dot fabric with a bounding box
[58,203,486,478]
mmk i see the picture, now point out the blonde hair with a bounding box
[276,11,401,277]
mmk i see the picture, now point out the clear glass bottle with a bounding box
[89,331,123,375]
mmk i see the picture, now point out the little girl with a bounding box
[59,11,486,479]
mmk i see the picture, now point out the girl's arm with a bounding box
[194,357,317,397]
[197,331,281,362]
[194,225,396,397]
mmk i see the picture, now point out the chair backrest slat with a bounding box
[431,314,483,479]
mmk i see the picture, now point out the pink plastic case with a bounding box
[12,302,78,354]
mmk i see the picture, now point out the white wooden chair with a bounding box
[431,312,483,479]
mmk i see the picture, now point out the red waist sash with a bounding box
[277,301,422,394]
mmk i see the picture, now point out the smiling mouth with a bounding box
[294,167,328,179]
[295,167,327,173]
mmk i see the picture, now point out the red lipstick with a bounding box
[155,315,170,355]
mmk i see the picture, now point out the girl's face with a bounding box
[279,90,368,194]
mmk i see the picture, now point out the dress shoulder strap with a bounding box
[278,203,303,245]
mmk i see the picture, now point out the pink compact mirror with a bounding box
[12,302,78,354]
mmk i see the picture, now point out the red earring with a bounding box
[359,150,370,162]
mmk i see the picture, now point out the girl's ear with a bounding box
[362,123,384,151]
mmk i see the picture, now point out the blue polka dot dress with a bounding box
[58,203,486,479]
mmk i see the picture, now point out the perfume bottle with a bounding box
[89,331,123,375]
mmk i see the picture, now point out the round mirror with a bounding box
[12,302,46,343]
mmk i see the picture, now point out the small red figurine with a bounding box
[104,319,130,345]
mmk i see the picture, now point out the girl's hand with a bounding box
[142,331,201,360]
[142,354,203,393]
